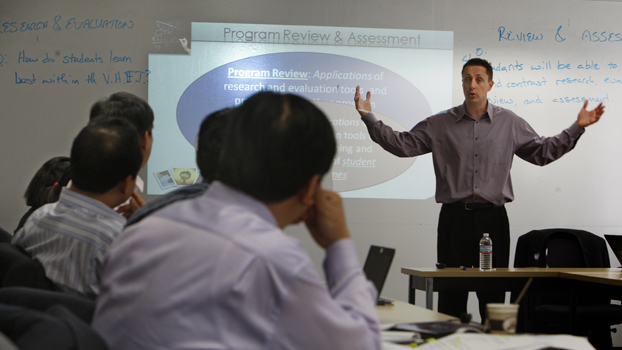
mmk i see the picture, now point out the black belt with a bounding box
[447,202,501,211]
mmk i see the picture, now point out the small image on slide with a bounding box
[172,168,198,186]
[154,170,176,190]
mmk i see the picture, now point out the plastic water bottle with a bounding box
[479,233,493,271]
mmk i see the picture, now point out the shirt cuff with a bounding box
[361,112,378,125]
[569,121,586,135]
[323,238,361,288]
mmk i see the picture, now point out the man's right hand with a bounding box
[354,86,372,117]
[303,189,351,249]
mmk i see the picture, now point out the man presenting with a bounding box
[354,58,604,320]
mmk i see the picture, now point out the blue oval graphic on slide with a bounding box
[176,52,432,144]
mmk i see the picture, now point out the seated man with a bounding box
[12,117,142,299]
[92,92,381,350]
[125,108,232,227]
[89,91,154,217]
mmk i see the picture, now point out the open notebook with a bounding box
[362,245,396,305]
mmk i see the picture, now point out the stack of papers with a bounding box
[381,333,595,350]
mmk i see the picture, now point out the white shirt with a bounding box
[12,188,125,298]
[93,181,381,350]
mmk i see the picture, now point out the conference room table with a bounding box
[401,267,622,309]
[401,267,622,334]
[377,300,458,348]
[377,300,457,324]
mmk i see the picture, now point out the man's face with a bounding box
[462,65,493,105]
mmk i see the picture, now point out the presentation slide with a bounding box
[147,23,453,199]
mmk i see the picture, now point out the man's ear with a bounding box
[299,174,321,206]
[139,131,150,151]
[118,175,135,197]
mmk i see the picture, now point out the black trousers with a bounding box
[436,203,510,322]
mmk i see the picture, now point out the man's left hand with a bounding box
[577,101,605,128]
[116,192,146,219]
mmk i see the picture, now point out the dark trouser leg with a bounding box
[437,204,510,321]
[438,291,469,318]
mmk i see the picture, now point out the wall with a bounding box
[2,0,622,334]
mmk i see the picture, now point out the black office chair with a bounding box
[0,287,95,324]
[0,227,12,244]
[0,303,108,350]
[514,229,622,349]
[0,242,56,290]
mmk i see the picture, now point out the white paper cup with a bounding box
[487,303,519,334]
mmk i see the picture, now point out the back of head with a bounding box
[24,156,71,208]
[462,58,493,81]
[71,117,142,194]
[195,108,233,183]
[89,92,154,135]
[216,91,336,203]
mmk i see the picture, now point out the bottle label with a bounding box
[480,245,492,253]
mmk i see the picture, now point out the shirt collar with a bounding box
[59,187,126,224]
[208,181,278,228]
[456,101,494,123]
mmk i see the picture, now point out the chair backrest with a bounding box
[0,303,108,350]
[0,287,95,324]
[514,228,610,268]
[0,227,12,244]
[545,232,586,268]
[0,243,55,290]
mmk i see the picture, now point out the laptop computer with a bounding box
[604,234,622,267]
[362,245,396,305]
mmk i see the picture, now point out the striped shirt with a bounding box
[12,188,125,298]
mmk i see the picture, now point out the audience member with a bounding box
[92,92,381,349]
[125,108,232,227]
[89,91,154,217]
[12,117,142,299]
[15,156,71,233]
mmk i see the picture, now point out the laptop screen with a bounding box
[362,245,396,296]
[604,234,622,267]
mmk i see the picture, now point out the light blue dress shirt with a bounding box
[93,181,381,350]
[12,187,125,298]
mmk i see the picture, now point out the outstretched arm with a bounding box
[354,86,372,117]
[577,101,605,128]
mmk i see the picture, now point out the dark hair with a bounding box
[216,92,336,203]
[24,156,71,208]
[89,92,154,135]
[71,117,142,194]
[196,108,233,183]
[462,58,493,81]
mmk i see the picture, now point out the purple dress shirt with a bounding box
[92,181,380,350]
[362,102,585,205]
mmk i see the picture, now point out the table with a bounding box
[377,300,459,349]
[401,267,619,310]
[376,300,457,324]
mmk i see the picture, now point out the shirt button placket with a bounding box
[473,122,480,200]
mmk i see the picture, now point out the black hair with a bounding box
[71,117,142,194]
[462,58,493,81]
[196,108,233,183]
[216,91,336,203]
[89,92,154,135]
[24,156,71,208]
